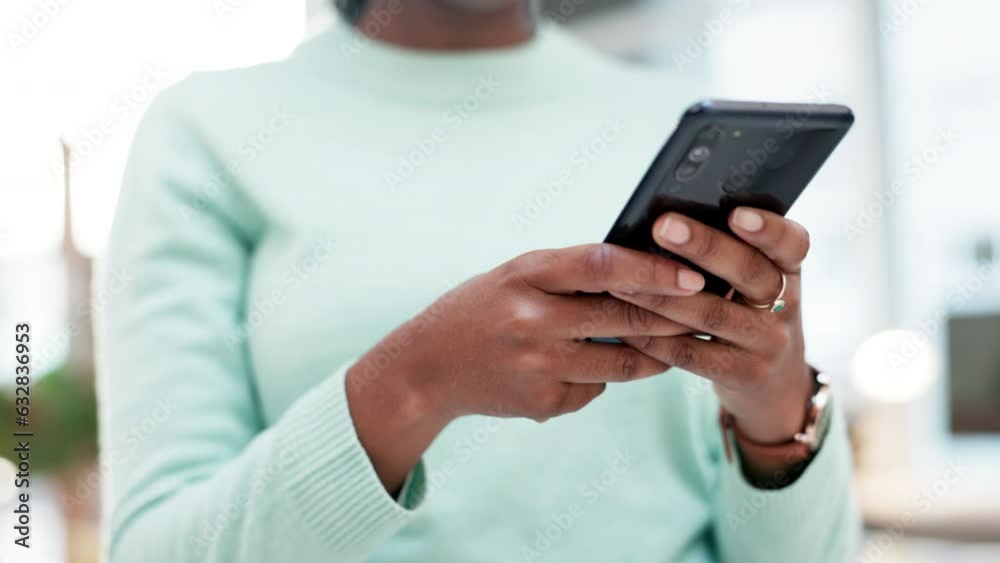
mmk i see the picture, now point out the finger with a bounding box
[618,334,760,389]
[514,243,706,296]
[557,383,608,416]
[529,382,607,423]
[610,290,778,350]
[729,207,810,274]
[652,213,783,304]
[551,294,691,339]
[557,341,671,383]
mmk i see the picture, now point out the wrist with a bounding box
[720,368,833,486]
[344,346,453,493]
[714,361,813,444]
[346,351,455,435]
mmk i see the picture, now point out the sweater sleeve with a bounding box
[102,86,424,563]
[713,400,861,563]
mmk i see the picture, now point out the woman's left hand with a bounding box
[611,207,814,445]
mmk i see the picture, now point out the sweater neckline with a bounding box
[298,18,592,107]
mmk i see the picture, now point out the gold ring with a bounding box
[742,272,787,313]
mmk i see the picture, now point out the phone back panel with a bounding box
[604,100,854,296]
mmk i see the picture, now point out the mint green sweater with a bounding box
[103,20,859,563]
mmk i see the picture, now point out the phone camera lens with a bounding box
[688,146,711,163]
[674,161,700,182]
[696,127,723,144]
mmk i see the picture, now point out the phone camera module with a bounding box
[687,146,711,163]
[696,127,723,144]
[674,129,718,182]
[674,161,700,182]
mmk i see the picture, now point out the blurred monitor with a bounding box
[948,313,1000,434]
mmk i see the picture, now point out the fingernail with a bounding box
[733,208,764,232]
[659,216,690,244]
[678,269,705,292]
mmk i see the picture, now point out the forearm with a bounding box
[107,85,433,563]
[345,336,453,495]
[111,366,425,563]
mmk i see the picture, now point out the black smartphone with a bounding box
[604,99,854,296]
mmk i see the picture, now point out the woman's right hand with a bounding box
[345,243,704,493]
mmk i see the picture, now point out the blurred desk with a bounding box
[860,534,1000,563]
[858,472,1000,542]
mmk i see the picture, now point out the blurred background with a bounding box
[1,0,998,561]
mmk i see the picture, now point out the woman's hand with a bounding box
[611,207,814,446]
[346,243,703,492]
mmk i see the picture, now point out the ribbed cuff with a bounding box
[275,361,425,553]
[716,402,860,562]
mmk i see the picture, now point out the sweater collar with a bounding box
[298,17,597,107]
